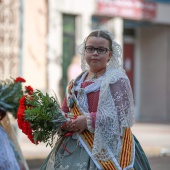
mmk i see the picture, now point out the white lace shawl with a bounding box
[92,68,135,161]
[72,67,135,162]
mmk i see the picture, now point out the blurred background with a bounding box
[0,0,170,169]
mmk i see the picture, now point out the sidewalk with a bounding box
[131,123,170,157]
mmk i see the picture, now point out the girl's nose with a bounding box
[92,50,98,56]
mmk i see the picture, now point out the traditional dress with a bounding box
[41,68,151,170]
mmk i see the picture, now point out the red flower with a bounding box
[15,77,26,83]
[25,86,34,95]
[17,96,37,144]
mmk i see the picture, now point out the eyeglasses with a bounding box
[85,46,111,54]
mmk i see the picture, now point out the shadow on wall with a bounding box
[67,55,82,82]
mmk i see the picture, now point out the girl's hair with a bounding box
[85,30,113,50]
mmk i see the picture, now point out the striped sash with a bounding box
[70,103,135,170]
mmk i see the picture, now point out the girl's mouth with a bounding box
[91,59,99,61]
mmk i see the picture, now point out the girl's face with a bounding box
[85,37,112,72]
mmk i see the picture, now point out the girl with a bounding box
[41,30,151,170]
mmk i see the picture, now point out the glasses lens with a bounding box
[97,48,107,54]
[85,46,108,54]
[85,47,94,53]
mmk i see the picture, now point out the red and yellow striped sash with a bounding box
[70,103,134,170]
[119,128,134,169]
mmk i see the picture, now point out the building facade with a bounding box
[0,0,20,80]
[0,0,48,91]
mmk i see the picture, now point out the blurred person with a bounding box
[67,55,82,82]
[0,110,29,170]
[41,30,151,170]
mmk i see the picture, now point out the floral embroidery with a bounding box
[58,165,69,170]
[76,162,92,170]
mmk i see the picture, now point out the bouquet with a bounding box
[17,89,68,147]
[0,77,26,119]
[0,76,68,147]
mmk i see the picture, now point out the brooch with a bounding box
[67,96,74,108]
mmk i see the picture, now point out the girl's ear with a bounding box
[107,51,112,63]
[109,51,112,56]
[108,51,112,60]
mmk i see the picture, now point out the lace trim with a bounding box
[85,113,95,133]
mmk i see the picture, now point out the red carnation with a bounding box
[17,96,36,144]
[25,86,34,95]
[15,77,26,83]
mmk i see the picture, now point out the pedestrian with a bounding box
[41,30,151,170]
[0,110,29,170]
[0,77,29,170]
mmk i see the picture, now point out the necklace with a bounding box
[87,68,106,80]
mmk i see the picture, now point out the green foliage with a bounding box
[0,78,23,118]
[24,90,66,147]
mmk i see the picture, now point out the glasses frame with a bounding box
[85,46,111,54]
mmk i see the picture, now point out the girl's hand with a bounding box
[65,115,87,133]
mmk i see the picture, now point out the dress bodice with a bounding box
[61,81,99,113]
